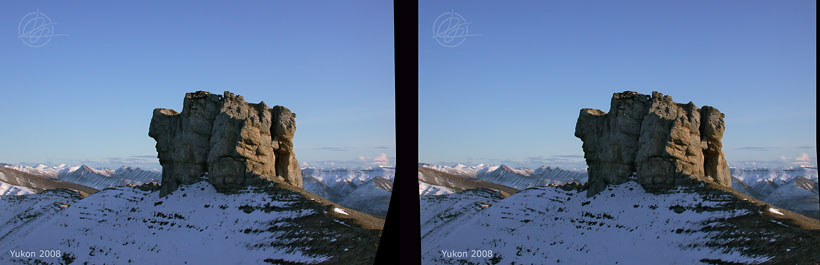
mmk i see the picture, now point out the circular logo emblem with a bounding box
[433,11,477,48]
[18,10,66,48]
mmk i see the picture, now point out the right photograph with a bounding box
[419,1,818,264]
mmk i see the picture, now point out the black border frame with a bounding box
[374,1,420,264]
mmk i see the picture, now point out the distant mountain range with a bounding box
[420,163,820,220]
[301,167,395,217]
[419,163,587,190]
[731,167,818,184]
[730,167,819,219]
[1,163,395,218]
[0,163,159,190]
[417,166,519,197]
[0,167,98,197]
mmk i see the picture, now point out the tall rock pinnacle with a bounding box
[575,91,731,197]
[149,91,302,197]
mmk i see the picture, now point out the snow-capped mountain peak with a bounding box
[495,164,532,176]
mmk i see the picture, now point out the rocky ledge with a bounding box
[149,91,302,197]
[575,91,730,196]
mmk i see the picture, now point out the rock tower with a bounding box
[149,91,302,197]
[575,91,730,196]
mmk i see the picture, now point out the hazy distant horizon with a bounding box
[3,155,399,171]
[420,155,818,171]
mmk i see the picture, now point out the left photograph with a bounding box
[0,1,394,264]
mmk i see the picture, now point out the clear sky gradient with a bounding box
[420,0,816,169]
[0,1,395,169]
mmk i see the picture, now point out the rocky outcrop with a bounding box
[149,91,301,196]
[575,91,731,196]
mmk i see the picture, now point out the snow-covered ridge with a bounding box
[418,181,454,196]
[0,163,159,190]
[0,189,83,243]
[0,181,35,196]
[0,180,382,264]
[421,181,817,264]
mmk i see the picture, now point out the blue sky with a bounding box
[420,0,816,169]
[0,1,394,169]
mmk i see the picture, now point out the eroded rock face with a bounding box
[149,91,302,196]
[575,91,731,196]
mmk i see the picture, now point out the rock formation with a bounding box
[575,91,730,196]
[149,91,302,196]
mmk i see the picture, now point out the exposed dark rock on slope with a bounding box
[149,91,301,196]
[575,91,731,196]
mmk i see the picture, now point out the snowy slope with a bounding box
[418,181,455,196]
[302,175,339,202]
[420,189,503,241]
[0,163,160,190]
[0,189,81,243]
[336,177,392,217]
[0,180,383,265]
[0,181,35,196]
[0,170,36,196]
[765,177,818,202]
[421,181,820,264]
[758,177,819,219]
[730,177,764,199]
[417,169,456,196]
